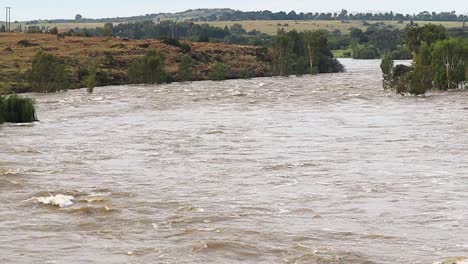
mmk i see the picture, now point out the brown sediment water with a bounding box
[0,59,467,263]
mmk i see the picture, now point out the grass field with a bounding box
[332,48,353,58]
[10,20,464,35]
[11,22,109,31]
[196,20,465,34]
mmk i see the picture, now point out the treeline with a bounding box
[381,24,468,95]
[331,21,467,60]
[272,30,343,76]
[195,10,468,22]
[57,21,273,46]
[23,9,468,25]
[326,25,412,60]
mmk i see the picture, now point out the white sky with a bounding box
[1,0,467,21]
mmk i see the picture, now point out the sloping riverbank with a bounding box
[0,33,272,94]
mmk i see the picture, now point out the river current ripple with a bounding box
[1,59,467,263]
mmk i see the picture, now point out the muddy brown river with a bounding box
[1,59,467,263]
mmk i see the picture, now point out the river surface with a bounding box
[1,59,467,264]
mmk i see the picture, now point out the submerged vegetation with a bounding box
[86,62,98,94]
[0,95,37,124]
[381,24,468,95]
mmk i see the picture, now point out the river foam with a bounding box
[27,194,75,208]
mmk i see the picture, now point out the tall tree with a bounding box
[272,34,293,76]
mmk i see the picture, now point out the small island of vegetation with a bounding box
[380,24,467,95]
[0,95,37,124]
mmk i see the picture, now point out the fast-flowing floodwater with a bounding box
[1,59,467,264]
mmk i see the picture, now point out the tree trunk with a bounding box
[307,44,314,74]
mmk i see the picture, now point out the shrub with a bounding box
[255,47,269,62]
[389,47,412,60]
[28,50,68,93]
[49,27,58,35]
[391,64,413,94]
[128,50,168,84]
[407,65,432,95]
[162,38,192,53]
[381,54,394,89]
[352,44,380,59]
[0,95,37,123]
[209,63,227,81]
[17,39,39,47]
[238,68,252,79]
[86,62,98,94]
[177,54,193,81]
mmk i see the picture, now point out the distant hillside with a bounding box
[159,8,237,21]
[23,8,468,25]
[26,9,237,25]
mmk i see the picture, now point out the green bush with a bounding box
[238,68,252,79]
[162,38,192,53]
[352,44,380,59]
[177,54,193,81]
[86,62,98,94]
[209,63,227,81]
[0,95,37,123]
[128,50,168,84]
[28,50,68,93]
[389,47,412,60]
[380,54,394,89]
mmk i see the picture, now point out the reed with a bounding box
[0,95,38,123]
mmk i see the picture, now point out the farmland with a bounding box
[10,20,465,35]
[196,20,465,34]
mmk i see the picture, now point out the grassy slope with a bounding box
[0,33,271,94]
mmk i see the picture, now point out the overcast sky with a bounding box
[2,0,467,21]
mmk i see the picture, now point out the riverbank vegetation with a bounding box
[0,95,37,123]
[381,24,468,95]
[0,22,343,93]
[272,30,343,76]
[0,33,274,94]
[1,12,466,95]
